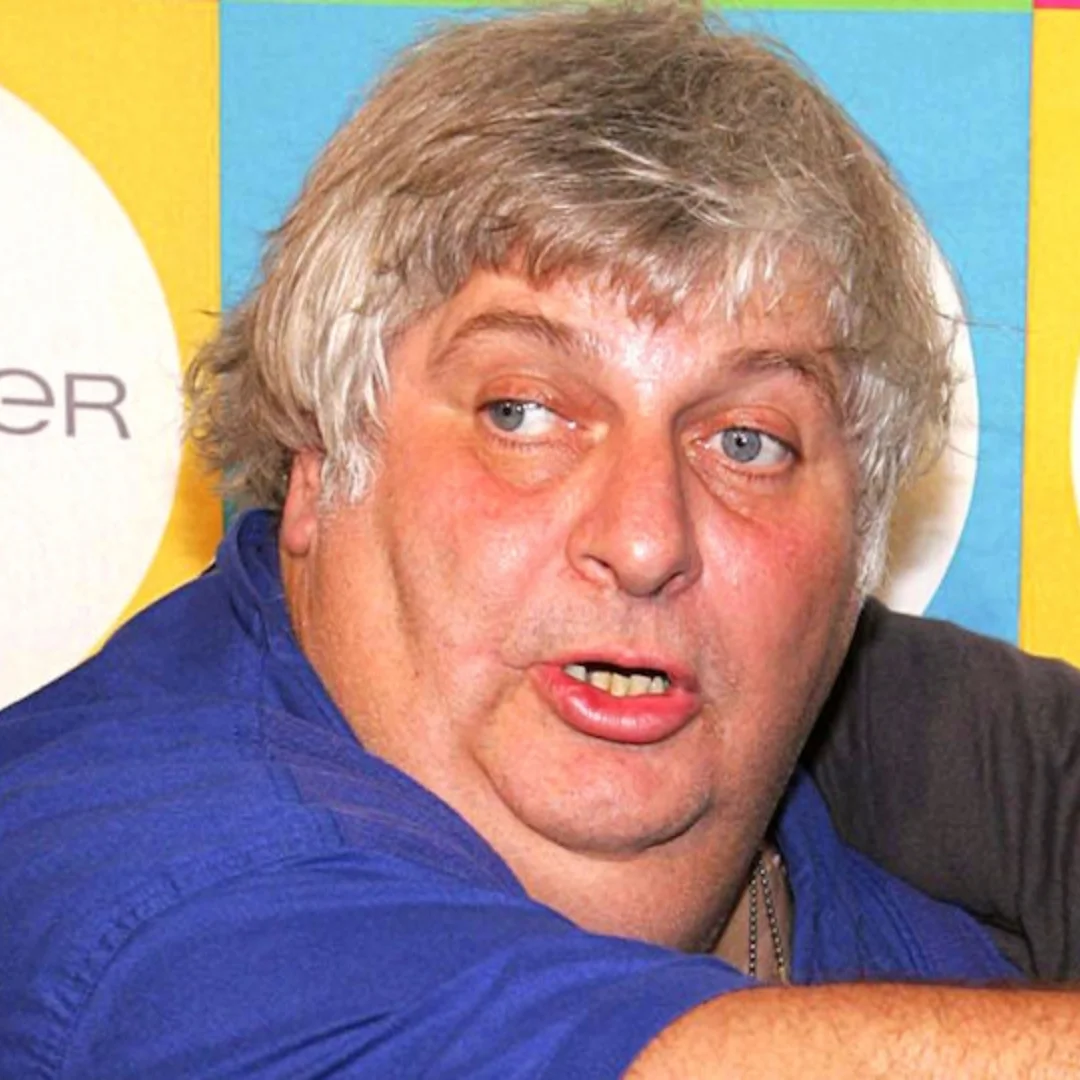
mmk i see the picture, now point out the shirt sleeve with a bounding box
[806,599,1080,981]
[59,848,750,1080]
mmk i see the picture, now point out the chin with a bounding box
[497,768,717,858]
[499,791,747,950]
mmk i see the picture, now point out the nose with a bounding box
[567,428,702,598]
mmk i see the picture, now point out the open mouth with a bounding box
[562,662,671,697]
[536,657,697,744]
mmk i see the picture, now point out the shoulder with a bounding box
[828,599,1080,729]
[0,622,508,1078]
[777,771,1016,985]
[807,601,1080,978]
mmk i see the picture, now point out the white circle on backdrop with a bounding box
[0,86,181,709]
[875,244,980,615]
[1071,352,1080,526]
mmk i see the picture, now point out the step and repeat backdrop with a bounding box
[1,0,1078,709]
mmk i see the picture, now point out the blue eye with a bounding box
[717,427,791,468]
[484,400,558,437]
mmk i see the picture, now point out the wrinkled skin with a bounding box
[281,269,862,953]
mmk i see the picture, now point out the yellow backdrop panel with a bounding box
[1022,9,1080,665]
[0,0,222,636]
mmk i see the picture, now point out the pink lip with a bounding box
[531,655,701,745]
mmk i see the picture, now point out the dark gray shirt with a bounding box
[809,599,1080,980]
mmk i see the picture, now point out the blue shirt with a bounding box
[0,511,1013,1079]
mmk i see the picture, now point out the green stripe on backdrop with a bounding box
[224,1,1032,11]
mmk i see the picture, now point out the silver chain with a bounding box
[746,849,787,982]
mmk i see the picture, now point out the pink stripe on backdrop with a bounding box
[1036,1,1080,8]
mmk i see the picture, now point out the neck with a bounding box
[711,840,792,982]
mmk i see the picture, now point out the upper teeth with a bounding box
[564,664,669,697]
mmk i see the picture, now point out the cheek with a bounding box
[375,442,570,650]
[696,481,859,663]
[704,507,854,598]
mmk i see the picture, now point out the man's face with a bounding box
[281,269,862,950]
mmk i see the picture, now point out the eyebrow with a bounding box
[729,347,843,416]
[429,310,605,373]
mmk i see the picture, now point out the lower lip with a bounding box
[532,665,700,745]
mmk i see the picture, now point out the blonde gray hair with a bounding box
[186,1,953,591]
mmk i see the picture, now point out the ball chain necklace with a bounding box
[746,849,788,982]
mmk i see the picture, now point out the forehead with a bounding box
[407,268,840,403]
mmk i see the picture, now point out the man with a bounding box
[0,5,1076,1077]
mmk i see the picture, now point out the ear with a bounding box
[280,449,324,558]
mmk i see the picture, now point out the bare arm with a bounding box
[627,985,1080,1079]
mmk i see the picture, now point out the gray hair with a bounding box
[186,1,953,592]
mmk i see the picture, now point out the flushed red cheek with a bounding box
[699,505,854,628]
[779,517,855,587]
